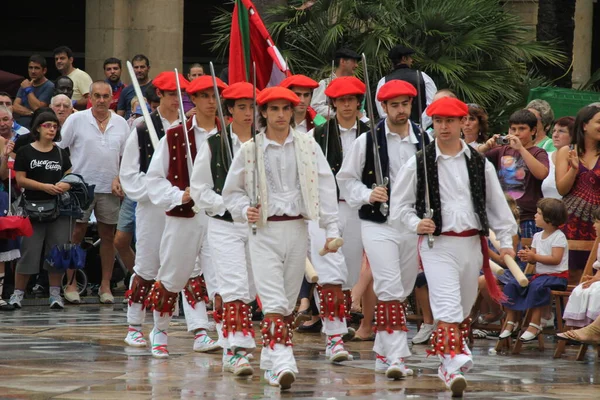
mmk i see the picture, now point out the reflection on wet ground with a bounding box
[0,305,598,399]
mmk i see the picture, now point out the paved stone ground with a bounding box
[0,304,598,399]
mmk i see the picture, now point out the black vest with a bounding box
[384,65,427,123]
[136,110,167,173]
[415,142,489,236]
[359,119,429,223]
[206,128,234,223]
[313,118,369,175]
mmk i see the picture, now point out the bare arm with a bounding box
[518,146,548,180]
[73,94,89,111]
[555,145,578,195]
[12,97,32,117]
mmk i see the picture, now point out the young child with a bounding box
[563,208,600,327]
[499,198,569,342]
[479,109,549,238]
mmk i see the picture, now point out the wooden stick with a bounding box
[489,260,505,276]
[305,258,318,283]
[318,237,344,256]
[504,255,529,287]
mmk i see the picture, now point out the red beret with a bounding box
[324,76,365,98]
[377,80,417,101]
[279,74,319,90]
[257,87,300,106]
[187,76,227,95]
[426,97,468,117]
[221,82,259,100]
[153,71,190,91]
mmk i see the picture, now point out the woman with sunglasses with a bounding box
[9,111,72,309]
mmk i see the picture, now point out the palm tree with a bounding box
[208,0,566,128]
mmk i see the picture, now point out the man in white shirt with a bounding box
[279,75,320,134]
[144,75,226,358]
[58,81,129,304]
[222,87,340,390]
[390,97,517,396]
[119,71,184,348]
[190,82,257,376]
[375,45,437,127]
[308,76,369,355]
[336,80,429,380]
[311,48,361,118]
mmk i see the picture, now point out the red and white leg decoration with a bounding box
[124,274,155,347]
[145,281,178,358]
[222,300,256,352]
[181,276,220,352]
[260,314,298,376]
[373,301,411,379]
[316,285,350,362]
[427,319,473,396]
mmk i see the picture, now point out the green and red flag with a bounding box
[229,0,290,89]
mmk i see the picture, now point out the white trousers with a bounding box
[128,201,165,326]
[421,235,482,323]
[362,220,419,361]
[361,221,419,302]
[250,219,307,316]
[156,213,211,294]
[182,294,209,332]
[208,217,256,303]
[339,201,363,290]
[209,217,257,351]
[307,220,346,286]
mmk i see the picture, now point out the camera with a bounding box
[496,136,510,145]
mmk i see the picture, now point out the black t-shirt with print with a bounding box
[14,145,72,200]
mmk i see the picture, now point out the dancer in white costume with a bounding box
[190,82,258,375]
[222,87,340,390]
[144,75,226,358]
[391,97,517,396]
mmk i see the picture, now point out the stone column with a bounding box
[86,0,184,84]
[572,0,594,88]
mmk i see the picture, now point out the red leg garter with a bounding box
[261,313,294,349]
[317,284,346,322]
[373,301,408,334]
[426,318,471,358]
[145,281,178,316]
[222,300,254,338]
[183,275,209,308]
[125,274,155,309]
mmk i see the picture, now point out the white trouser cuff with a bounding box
[440,353,473,375]
[373,330,411,360]
[182,297,209,332]
[127,302,146,326]
[260,343,298,374]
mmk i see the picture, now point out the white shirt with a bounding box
[307,120,359,162]
[390,139,518,249]
[375,71,437,127]
[294,118,308,134]
[146,116,217,211]
[119,108,180,202]
[190,127,245,216]
[336,120,419,219]
[58,109,129,193]
[532,229,568,274]
[222,128,340,237]
[541,151,561,199]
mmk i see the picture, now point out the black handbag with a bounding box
[22,196,60,223]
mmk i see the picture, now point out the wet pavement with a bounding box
[0,305,598,399]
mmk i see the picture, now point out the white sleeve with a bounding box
[119,128,149,202]
[57,114,75,149]
[310,79,330,118]
[335,133,372,209]
[390,155,421,232]
[531,233,540,250]
[421,72,437,128]
[375,77,386,119]
[190,141,226,216]
[314,142,340,238]
[552,232,568,248]
[222,144,251,223]
[145,136,186,211]
[484,159,518,249]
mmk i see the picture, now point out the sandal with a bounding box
[520,322,542,342]
[557,324,600,345]
[477,311,505,325]
[498,321,517,339]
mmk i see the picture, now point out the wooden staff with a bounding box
[318,237,344,256]
[489,229,528,286]
[305,258,319,283]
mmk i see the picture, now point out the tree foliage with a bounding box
[208,0,567,128]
